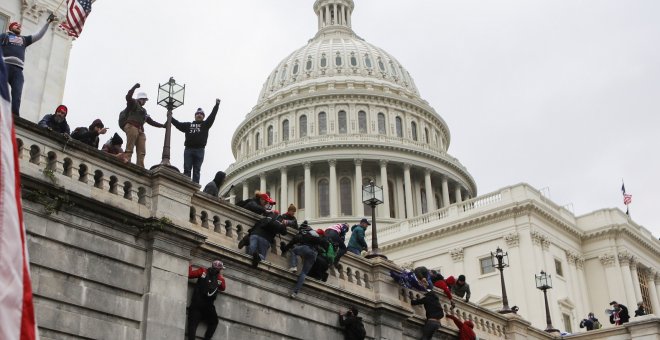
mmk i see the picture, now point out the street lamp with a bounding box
[491,247,514,314]
[152,76,185,170]
[362,180,386,259]
[535,270,559,333]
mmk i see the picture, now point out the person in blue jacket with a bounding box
[347,218,370,255]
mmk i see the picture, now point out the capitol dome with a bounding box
[223,0,476,228]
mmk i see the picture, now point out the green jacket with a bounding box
[347,225,368,250]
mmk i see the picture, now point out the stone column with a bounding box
[656,273,660,314]
[242,181,249,201]
[403,164,413,218]
[600,253,622,302]
[280,166,288,209]
[566,251,585,319]
[329,159,338,217]
[304,162,312,219]
[229,187,236,204]
[354,159,364,217]
[576,257,590,318]
[454,186,463,203]
[259,172,267,193]
[424,169,433,212]
[441,176,450,207]
[379,160,390,218]
[333,3,337,24]
[630,260,643,304]
[646,269,660,315]
[618,251,637,307]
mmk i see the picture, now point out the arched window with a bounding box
[318,179,329,217]
[364,54,372,69]
[255,132,260,150]
[282,120,289,141]
[297,182,305,209]
[425,128,430,144]
[306,56,313,71]
[335,53,342,66]
[320,53,327,68]
[421,188,428,214]
[350,53,358,67]
[378,58,386,72]
[395,117,403,137]
[411,122,418,141]
[378,112,386,134]
[389,180,396,218]
[338,111,347,134]
[358,111,367,133]
[299,115,307,137]
[340,178,352,216]
[280,66,287,81]
[267,126,274,146]
[292,62,299,75]
[318,112,327,135]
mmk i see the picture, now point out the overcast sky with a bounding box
[62,0,660,238]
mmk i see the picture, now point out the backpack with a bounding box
[192,267,220,304]
[346,317,366,340]
[71,127,89,140]
[118,109,128,129]
[593,320,602,329]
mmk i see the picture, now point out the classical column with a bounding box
[354,159,364,217]
[333,3,337,24]
[304,162,312,219]
[646,269,660,315]
[441,176,450,207]
[566,251,585,319]
[280,166,288,209]
[379,160,390,218]
[242,181,249,201]
[656,273,660,314]
[403,164,414,218]
[259,172,267,193]
[424,169,434,212]
[576,257,590,318]
[600,253,622,302]
[228,187,236,204]
[618,251,637,307]
[455,186,463,203]
[329,159,338,217]
[630,260,643,304]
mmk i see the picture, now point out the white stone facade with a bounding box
[1,0,73,121]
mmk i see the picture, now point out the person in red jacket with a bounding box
[430,271,455,307]
[187,260,226,340]
[447,306,476,340]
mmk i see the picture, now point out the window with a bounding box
[320,54,327,68]
[299,115,307,137]
[389,180,396,218]
[306,56,313,71]
[364,54,372,68]
[480,257,495,275]
[350,53,358,67]
[395,117,403,137]
[638,268,654,314]
[562,314,572,333]
[378,113,386,134]
[282,120,289,141]
[421,189,428,214]
[280,66,287,81]
[267,126,273,146]
[555,259,564,277]
[340,178,352,216]
[318,179,329,217]
[255,132,260,150]
[318,112,327,135]
[411,122,418,141]
[292,62,299,75]
[425,128,430,144]
[338,111,347,134]
[358,111,367,133]
[297,182,305,209]
[390,61,398,76]
[378,58,386,72]
[335,53,342,66]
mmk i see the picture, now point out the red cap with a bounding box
[9,22,20,30]
[316,229,325,237]
[55,105,68,115]
[259,193,276,204]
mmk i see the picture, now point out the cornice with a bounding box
[583,225,660,259]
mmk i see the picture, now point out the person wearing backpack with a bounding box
[307,229,333,282]
[171,99,220,183]
[120,83,165,167]
[288,223,328,298]
[339,306,367,340]
[187,260,226,340]
[71,119,107,148]
[324,223,349,267]
[248,210,287,267]
[347,218,370,255]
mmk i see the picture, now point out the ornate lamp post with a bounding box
[535,270,559,333]
[362,180,386,259]
[491,247,514,314]
[152,77,185,170]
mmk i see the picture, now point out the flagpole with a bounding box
[54,0,67,14]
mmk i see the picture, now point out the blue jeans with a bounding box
[248,234,271,261]
[183,148,205,183]
[290,245,317,293]
[7,64,24,116]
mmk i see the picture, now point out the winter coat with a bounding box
[251,213,287,243]
[171,102,219,149]
[347,225,368,250]
[38,114,70,134]
[188,266,225,307]
[203,171,226,197]
[411,291,444,320]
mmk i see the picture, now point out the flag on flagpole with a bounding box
[621,182,632,215]
[0,53,37,340]
[58,0,93,38]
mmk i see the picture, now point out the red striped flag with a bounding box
[58,0,93,38]
[621,183,632,205]
[0,54,37,339]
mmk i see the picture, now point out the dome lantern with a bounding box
[313,0,354,34]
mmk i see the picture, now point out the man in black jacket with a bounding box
[71,119,107,148]
[411,278,444,340]
[338,306,366,340]
[248,211,287,268]
[609,301,630,325]
[38,105,70,135]
[172,99,220,183]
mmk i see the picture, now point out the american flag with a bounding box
[621,183,632,205]
[0,52,37,339]
[59,0,93,38]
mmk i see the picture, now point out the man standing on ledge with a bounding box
[1,13,55,116]
[171,99,220,183]
[120,83,164,167]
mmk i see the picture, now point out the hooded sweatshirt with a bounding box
[171,101,219,148]
[347,224,368,250]
[203,171,226,196]
[446,315,476,340]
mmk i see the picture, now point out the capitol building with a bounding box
[221,0,660,333]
